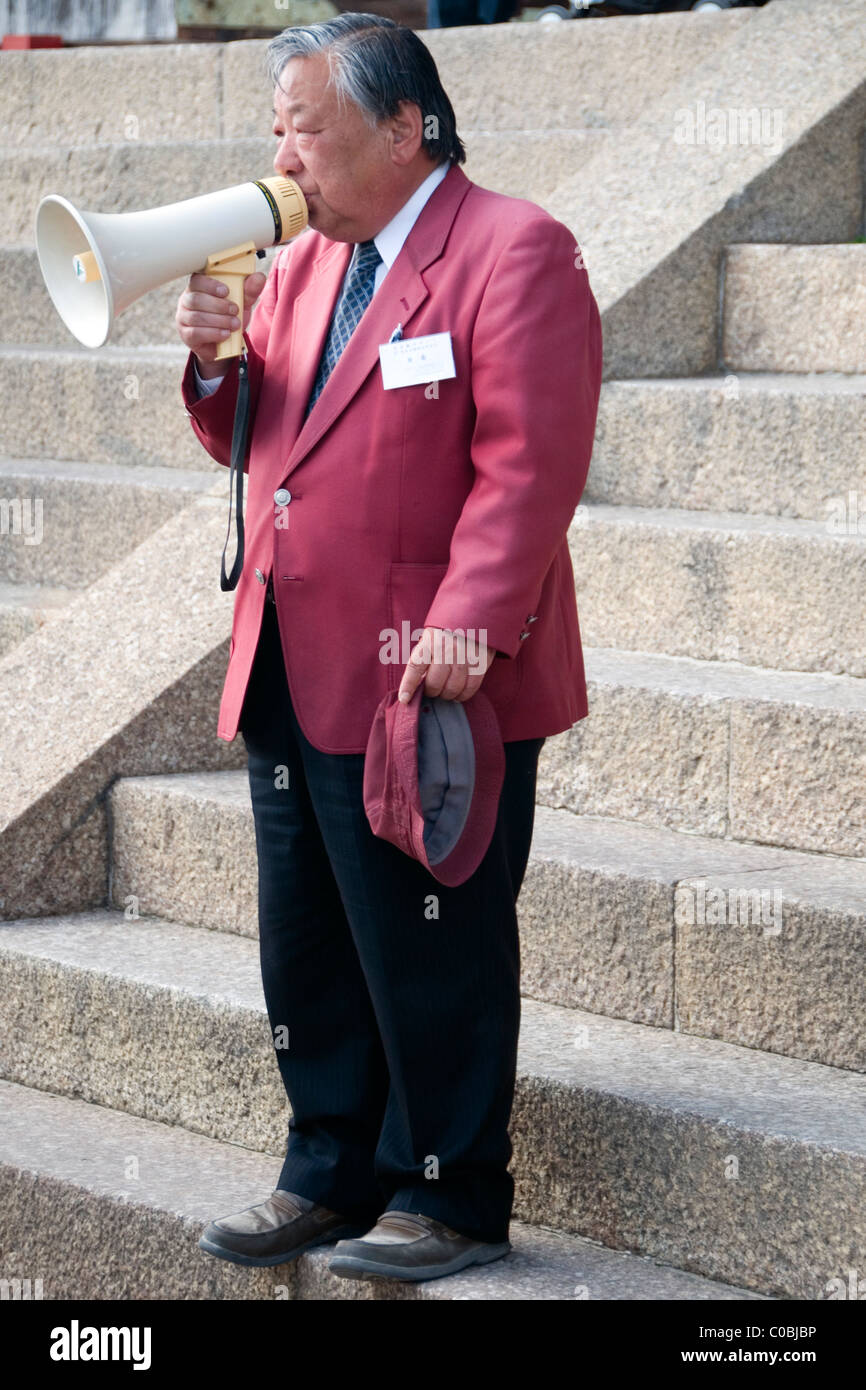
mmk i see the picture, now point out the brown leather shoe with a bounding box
[198,1189,367,1267]
[328,1211,511,1282]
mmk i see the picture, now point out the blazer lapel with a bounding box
[280,238,352,458]
[277,164,473,484]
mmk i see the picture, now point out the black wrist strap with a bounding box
[220,352,250,592]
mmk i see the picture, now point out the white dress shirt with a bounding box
[193,159,450,397]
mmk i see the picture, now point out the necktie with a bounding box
[306,238,382,415]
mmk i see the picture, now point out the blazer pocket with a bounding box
[386,560,520,708]
[386,561,449,692]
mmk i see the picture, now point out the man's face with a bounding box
[271,53,408,243]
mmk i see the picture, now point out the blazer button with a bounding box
[274,488,292,506]
[255,568,266,584]
[519,631,530,641]
[526,614,538,623]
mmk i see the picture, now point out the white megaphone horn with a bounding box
[35,175,308,359]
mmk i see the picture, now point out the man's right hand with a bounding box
[175,270,268,378]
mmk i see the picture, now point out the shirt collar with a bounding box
[372,160,451,274]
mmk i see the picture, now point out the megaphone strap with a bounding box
[220,352,250,593]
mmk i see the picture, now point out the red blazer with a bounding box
[183,164,602,754]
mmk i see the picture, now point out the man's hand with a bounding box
[175,270,268,376]
[398,627,496,705]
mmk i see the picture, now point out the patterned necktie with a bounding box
[306,238,382,415]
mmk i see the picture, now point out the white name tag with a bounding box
[379,332,456,390]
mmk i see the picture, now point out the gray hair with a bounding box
[266,13,466,165]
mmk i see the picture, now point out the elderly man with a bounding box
[176,13,602,1284]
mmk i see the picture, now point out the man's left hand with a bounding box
[398,627,495,704]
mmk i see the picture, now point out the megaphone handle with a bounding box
[212,268,247,359]
[204,243,258,360]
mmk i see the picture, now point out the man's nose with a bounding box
[273,132,303,178]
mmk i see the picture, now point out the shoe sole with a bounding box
[198,1222,369,1268]
[328,1240,512,1283]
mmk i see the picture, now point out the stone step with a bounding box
[0,345,206,468]
[586,373,866,521]
[0,910,862,1298]
[3,518,862,925]
[0,457,219,586]
[0,16,752,151]
[420,13,754,140]
[0,580,72,658]
[544,0,866,377]
[6,352,864,521]
[723,245,866,374]
[3,354,863,535]
[0,493,243,921]
[0,44,225,149]
[571,503,866,678]
[544,647,866,859]
[107,771,866,1072]
[109,771,258,938]
[0,1080,764,1301]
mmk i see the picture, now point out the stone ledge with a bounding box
[570,502,866,677]
[541,647,866,856]
[0,457,219,587]
[585,375,866,519]
[0,1080,765,1301]
[0,926,862,1298]
[724,244,866,373]
[105,772,866,1070]
[0,494,244,919]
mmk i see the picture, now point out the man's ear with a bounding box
[387,99,425,166]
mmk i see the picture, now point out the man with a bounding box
[175,13,602,1284]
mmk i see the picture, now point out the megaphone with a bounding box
[35,175,308,358]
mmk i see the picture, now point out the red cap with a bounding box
[363,684,505,887]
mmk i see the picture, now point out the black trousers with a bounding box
[239,599,544,1243]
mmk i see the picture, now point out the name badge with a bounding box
[379,332,456,390]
